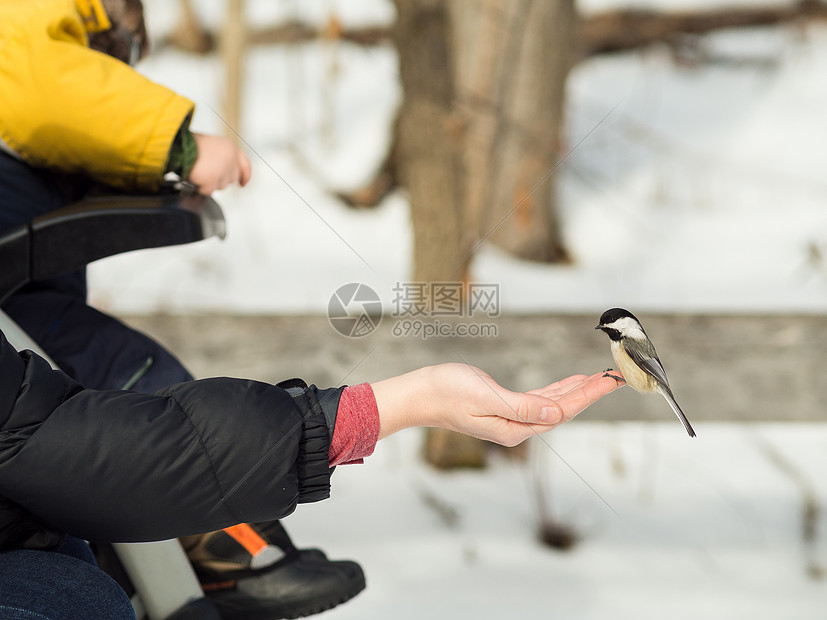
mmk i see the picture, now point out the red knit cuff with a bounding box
[329,383,380,466]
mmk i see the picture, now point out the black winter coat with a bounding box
[0,330,338,551]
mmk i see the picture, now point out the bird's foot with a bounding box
[602,369,626,384]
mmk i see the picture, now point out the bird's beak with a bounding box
[595,325,602,330]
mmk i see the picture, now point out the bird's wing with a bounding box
[624,339,671,388]
[625,340,696,437]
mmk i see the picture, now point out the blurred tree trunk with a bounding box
[222,0,246,138]
[394,0,472,286]
[394,0,482,469]
[393,0,574,468]
[454,0,573,262]
[394,0,484,468]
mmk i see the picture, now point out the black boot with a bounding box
[182,521,365,619]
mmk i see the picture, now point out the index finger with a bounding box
[553,373,624,422]
[527,373,590,396]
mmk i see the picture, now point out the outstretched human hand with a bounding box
[371,363,622,446]
[189,133,252,195]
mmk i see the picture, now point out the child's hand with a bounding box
[371,364,622,446]
[189,133,252,195]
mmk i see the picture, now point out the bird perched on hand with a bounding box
[596,308,696,438]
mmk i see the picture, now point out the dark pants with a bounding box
[0,536,136,620]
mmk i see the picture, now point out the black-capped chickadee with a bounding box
[596,308,696,438]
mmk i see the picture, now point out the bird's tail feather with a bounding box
[657,386,696,438]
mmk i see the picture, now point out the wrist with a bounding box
[371,367,433,440]
[166,122,198,178]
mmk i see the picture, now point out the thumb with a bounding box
[498,391,562,426]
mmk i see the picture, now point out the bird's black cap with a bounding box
[597,308,638,328]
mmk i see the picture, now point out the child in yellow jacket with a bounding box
[0,0,250,193]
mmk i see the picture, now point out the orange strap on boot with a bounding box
[222,523,270,558]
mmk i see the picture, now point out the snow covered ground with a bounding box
[284,423,827,620]
[85,2,827,617]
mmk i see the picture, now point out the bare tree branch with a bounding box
[579,0,827,56]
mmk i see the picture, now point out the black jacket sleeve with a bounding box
[0,331,333,549]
